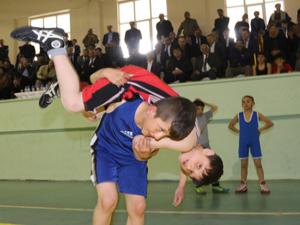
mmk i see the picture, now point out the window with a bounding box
[118,0,167,57]
[29,11,70,54]
[226,0,284,38]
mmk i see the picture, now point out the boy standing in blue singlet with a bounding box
[11,26,224,225]
[228,95,273,194]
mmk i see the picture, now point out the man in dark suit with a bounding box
[0,39,9,61]
[251,11,266,38]
[146,51,161,77]
[191,44,218,80]
[156,13,173,41]
[125,22,142,57]
[19,41,36,62]
[191,28,208,58]
[214,9,230,40]
[102,25,123,67]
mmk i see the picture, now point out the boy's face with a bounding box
[196,106,204,115]
[179,146,215,180]
[242,97,254,110]
[142,106,172,140]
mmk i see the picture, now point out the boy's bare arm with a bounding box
[90,68,132,85]
[258,112,274,133]
[173,171,187,207]
[149,128,198,153]
[204,101,218,113]
[228,114,239,133]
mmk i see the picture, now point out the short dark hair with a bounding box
[193,99,205,108]
[242,95,255,102]
[193,154,224,187]
[154,97,196,141]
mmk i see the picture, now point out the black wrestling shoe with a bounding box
[39,82,60,108]
[11,26,66,51]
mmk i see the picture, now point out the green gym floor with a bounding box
[0,180,299,225]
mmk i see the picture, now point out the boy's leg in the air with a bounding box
[11,26,84,112]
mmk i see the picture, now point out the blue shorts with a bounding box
[238,139,262,159]
[93,147,148,197]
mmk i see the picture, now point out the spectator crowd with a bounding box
[1,4,300,100]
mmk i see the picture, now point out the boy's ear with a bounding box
[203,148,215,156]
[147,105,157,116]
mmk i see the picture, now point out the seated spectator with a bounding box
[146,51,161,77]
[287,24,300,69]
[36,60,56,86]
[153,42,163,65]
[16,56,36,89]
[81,48,105,84]
[191,44,218,81]
[264,24,287,62]
[0,68,14,99]
[164,47,192,83]
[126,49,147,68]
[253,52,272,76]
[296,41,300,71]
[19,41,36,63]
[234,13,250,40]
[176,35,193,60]
[226,40,252,77]
[161,37,174,71]
[207,32,226,78]
[0,39,9,61]
[271,53,292,74]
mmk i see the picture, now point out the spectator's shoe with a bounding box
[39,82,60,108]
[235,181,247,193]
[260,181,271,194]
[212,185,230,193]
[195,186,207,195]
[11,26,66,51]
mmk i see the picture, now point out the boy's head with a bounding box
[242,95,255,110]
[143,97,196,141]
[179,145,223,185]
[193,99,205,115]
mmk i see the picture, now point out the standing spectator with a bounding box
[251,11,266,38]
[72,39,81,64]
[177,11,200,37]
[228,95,273,194]
[271,53,292,74]
[191,44,218,81]
[0,39,9,61]
[161,37,174,71]
[76,49,89,80]
[164,47,192,83]
[156,13,174,41]
[268,3,291,35]
[19,41,36,62]
[214,9,230,39]
[193,99,229,194]
[124,21,142,57]
[234,13,250,40]
[102,25,123,67]
[252,52,272,76]
[82,28,99,49]
[191,28,208,58]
